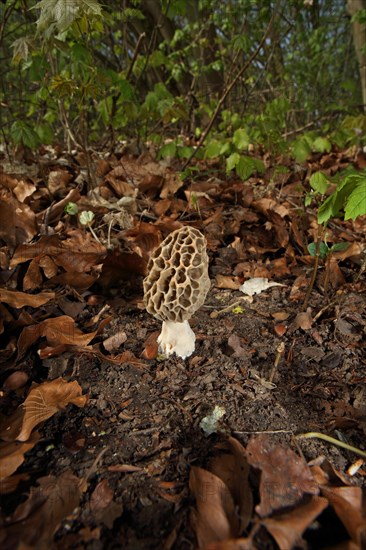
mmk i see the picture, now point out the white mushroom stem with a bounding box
[157,320,196,359]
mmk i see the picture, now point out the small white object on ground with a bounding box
[239,277,284,296]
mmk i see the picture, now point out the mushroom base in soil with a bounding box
[143,226,210,360]
[157,320,196,359]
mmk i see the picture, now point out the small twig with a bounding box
[269,341,285,383]
[296,432,366,458]
[126,32,146,80]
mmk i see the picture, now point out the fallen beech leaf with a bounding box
[210,437,253,532]
[262,496,328,550]
[321,486,366,544]
[215,274,241,290]
[0,288,55,308]
[90,479,114,513]
[0,432,40,481]
[1,471,83,548]
[288,309,313,332]
[17,315,99,359]
[246,435,318,517]
[0,472,30,494]
[190,466,239,547]
[0,378,87,442]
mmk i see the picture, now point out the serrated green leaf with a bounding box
[251,157,265,173]
[226,152,240,172]
[310,172,329,194]
[233,128,250,150]
[313,137,332,153]
[344,179,366,220]
[236,156,254,181]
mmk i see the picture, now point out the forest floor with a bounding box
[0,145,365,549]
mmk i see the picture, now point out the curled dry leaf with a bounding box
[190,466,239,548]
[0,378,87,442]
[1,471,83,549]
[0,288,55,308]
[261,496,328,550]
[246,434,318,518]
[17,315,99,360]
[0,431,40,482]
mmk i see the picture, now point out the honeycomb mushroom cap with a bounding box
[143,226,210,323]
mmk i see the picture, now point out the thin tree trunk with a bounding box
[347,0,366,110]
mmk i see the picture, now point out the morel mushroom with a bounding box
[143,226,210,359]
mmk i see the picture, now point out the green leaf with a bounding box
[205,140,222,159]
[344,179,366,220]
[226,152,240,172]
[319,242,330,259]
[330,242,349,253]
[251,157,265,173]
[64,202,79,215]
[310,172,329,194]
[158,142,177,159]
[236,156,254,181]
[233,128,250,150]
[308,241,329,259]
[307,242,317,257]
[79,211,95,225]
[293,139,311,163]
[10,121,39,149]
[313,137,332,153]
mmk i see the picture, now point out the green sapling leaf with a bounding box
[313,137,332,153]
[226,152,240,172]
[64,202,79,215]
[344,179,366,220]
[310,172,329,194]
[330,242,350,253]
[233,128,250,150]
[79,211,95,225]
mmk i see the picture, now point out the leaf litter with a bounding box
[0,148,366,548]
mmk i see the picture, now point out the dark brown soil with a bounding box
[7,281,365,549]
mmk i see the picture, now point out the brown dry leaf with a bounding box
[215,275,241,290]
[0,288,55,308]
[23,259,43,291]
[288,309,313,332]
[190,466,239,548]
[0,186,37,248]
[142,331,159,359]
[48,168,74,193]
[246,434,318,517]
[0,472,30,494]
[252,198,289,218]
[1,471,83,549]
[12,178,36,202]
[0,378,87,442]
[17,315,99,359]
[261,496,328,550]
[0,432,40,482]
[210,437,253,531]
[321,486,366,545]
[90,479,114,513]
[160,171,184,198]
[103,331,127,352]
